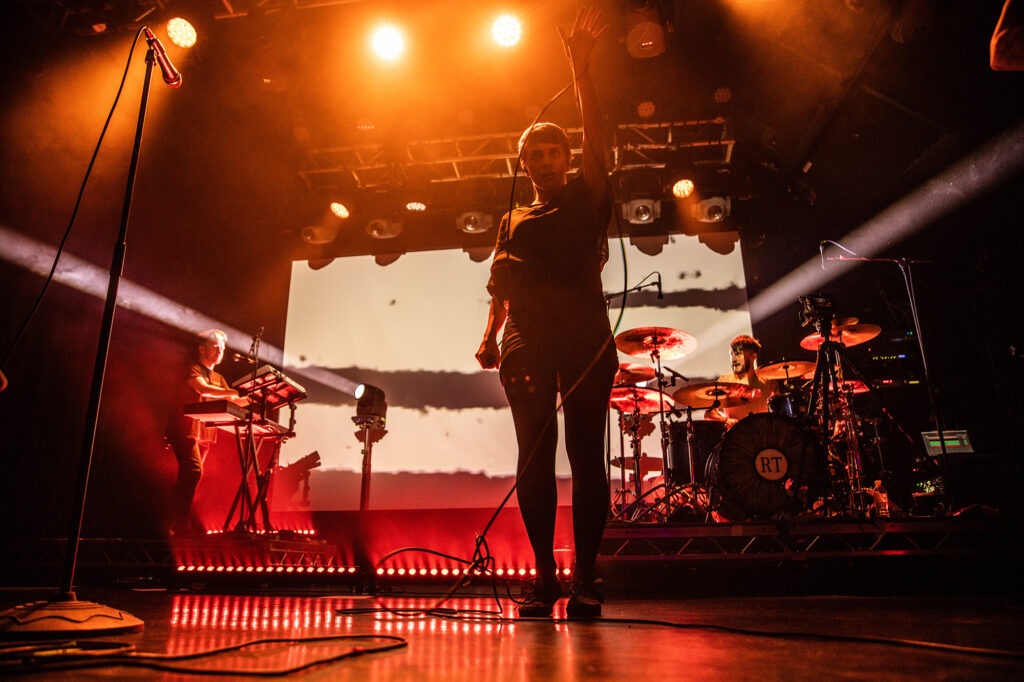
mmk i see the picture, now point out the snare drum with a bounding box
[708,412,825,520]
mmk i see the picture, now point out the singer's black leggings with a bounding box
[499,337,617,582]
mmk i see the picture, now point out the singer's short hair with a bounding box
[518,122,571,157]
[730,335,761,353]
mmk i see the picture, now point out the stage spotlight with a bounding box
[618,168,662,224]
[166,17,197,48]
[622,199,660,224]
[329,202,351,219]
[671,178,695,199]
[637,100,656,119]
[366,217,403,239]
[354,384,388,419]
[492,14,522,47]
[301,223,339,245]
[456,211,494,234]
[625,0,666,59]
[693,196,731,222]
[371,24,405,61]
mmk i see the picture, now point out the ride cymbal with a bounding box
[614,326,697,360]
[799,323,881,351]
[672,381,761,409]
[756,360,816,381]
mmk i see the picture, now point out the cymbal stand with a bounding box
[646,342,673,483]
[612,406,658,522]
[805,322,871,516]
[609,412,630,516]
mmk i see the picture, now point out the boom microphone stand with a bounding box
[829,250,953,507]
[0,28,180,636]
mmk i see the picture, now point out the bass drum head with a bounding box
[711,413,825,521]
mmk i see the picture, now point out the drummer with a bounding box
[708,335,777,426]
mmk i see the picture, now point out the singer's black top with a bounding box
[486,174,612,362]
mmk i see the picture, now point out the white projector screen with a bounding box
[276,232,752,511]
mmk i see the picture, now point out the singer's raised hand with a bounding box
[559,5,609,76]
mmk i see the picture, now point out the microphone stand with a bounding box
[830,253,953,508]
[0,35,169,637]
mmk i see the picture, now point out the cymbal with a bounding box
[614,326,697,360]
[614,362,657,384]
[609,386,675,414]
[611,455,662,476]
[800,323,881,351]
[757,360,816,381]
[672,381,761,409]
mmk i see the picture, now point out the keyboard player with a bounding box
[165,329,249,536]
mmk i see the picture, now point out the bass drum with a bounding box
[708,413,826,521]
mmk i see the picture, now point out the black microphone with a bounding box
[656,272,663,300]
[819,241,827,270]
[143,27,182,88]
[233,353,255,364]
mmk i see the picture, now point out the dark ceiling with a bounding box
[2,1,1021,338]
[3,1,1018,244]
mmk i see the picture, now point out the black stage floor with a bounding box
[2,512,1023,679]
[2,586,1023,679]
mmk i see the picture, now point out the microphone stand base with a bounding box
[0,593,144,637]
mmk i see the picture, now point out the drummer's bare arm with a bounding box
[476,296,508,370]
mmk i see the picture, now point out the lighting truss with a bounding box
[299,119,735,192]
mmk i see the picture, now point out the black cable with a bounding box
[0,28,146,374]
[0,634,408,676]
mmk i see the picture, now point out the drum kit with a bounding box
[607,312,886,524]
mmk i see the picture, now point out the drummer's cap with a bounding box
[518,122,571,156]
[730,335,760,353]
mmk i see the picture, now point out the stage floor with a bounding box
[2,586,1023,679]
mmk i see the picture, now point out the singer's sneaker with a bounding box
[566,580,604,618]
[517,576,563,617]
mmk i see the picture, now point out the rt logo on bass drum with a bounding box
[754,448,788,481]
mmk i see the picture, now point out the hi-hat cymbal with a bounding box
[800,323,881,351]
[611,455,662,476]
[757,360,816,381]
[672,381,761,409]
[609,386,675,414]
[614,327,697,360]
[614,362,657,384]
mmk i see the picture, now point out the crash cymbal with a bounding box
[614,326,697,360]
[609,386,675,414]
[799,323,881,351]
[611,455,663,476]
[757,360,816,381]
[672,381,761,409]
[614,362,657,384]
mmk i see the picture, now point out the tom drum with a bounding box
[667,420,726,486]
